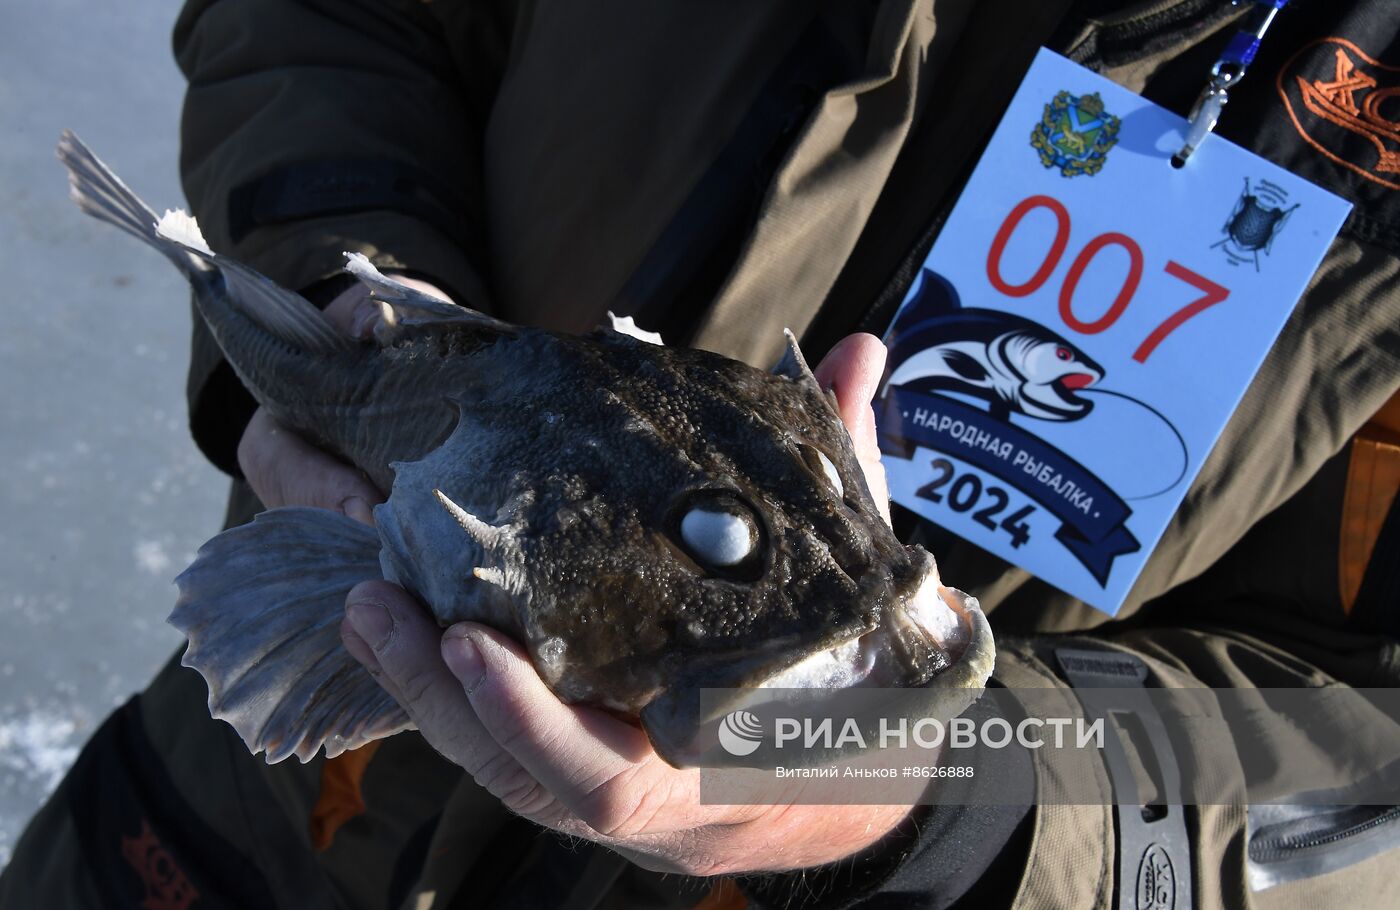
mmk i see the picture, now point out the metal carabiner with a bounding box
[1172,1,1286,167]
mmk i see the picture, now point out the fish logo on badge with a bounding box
[875,270,1197,586]
[1212,177,1298,271]
[882,272,1104,423]
[1031,90,1121,177]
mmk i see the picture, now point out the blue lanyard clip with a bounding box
[1173,0,1288,167]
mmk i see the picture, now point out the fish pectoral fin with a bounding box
[342,253,513,339]
[170,507,410,764]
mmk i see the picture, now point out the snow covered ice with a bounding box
[0,0,227,868]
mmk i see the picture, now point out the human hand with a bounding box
[235,275,451,523]
[341,334,921,876]
[813,333,892,525]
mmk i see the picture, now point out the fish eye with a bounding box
[796,443,844,499]
[677,492,763,570]
[1055,346,1072,361]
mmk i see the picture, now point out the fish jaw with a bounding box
[639,554,995,768]
[757,570,988,691]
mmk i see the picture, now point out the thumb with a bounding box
[812,333,887,460]
[812,334,891,523]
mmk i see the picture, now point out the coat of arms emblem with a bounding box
[1031,90,1121,177]
[1212,177,1298,271]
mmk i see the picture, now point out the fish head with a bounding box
[374,328,992,766]
[1004,329,1104,420]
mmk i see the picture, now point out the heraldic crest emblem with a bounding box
[1213,176,1298,271]
[1031,90,1121,177]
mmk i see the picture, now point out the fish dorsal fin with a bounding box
[772,328,820,390]
[156,213,354,355]
[342,253,512,339]
[909,268,962,318]
[602,312,664,345]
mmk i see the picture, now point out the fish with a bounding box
[885,269,1103,422]
[57,132,994,768]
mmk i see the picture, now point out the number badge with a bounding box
[877,49,1350,614]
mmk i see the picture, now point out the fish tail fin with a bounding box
[57,130,192,269]
[57,130,350,356]
[170,507,410,764]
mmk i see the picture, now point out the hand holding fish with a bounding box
[59,130,992,792]
[339,335,922,875]
[236,276,455,525]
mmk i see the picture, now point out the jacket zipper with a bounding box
[1249,806,1400,863]
[1096,0,1230,36]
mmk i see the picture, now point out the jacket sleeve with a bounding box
[173,0,497,476]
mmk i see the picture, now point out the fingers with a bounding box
[321,284,380,340]
[812,333,887,456]
[341,583,576,828]
[320,274,455,339]
[345,587,730,838]
[340,589,901,875]
[439,625,656,821]
[342,581,490,767]
[813,333,892,523]
[238,280,397,517]
[237,408,383,522]
[440,623,737,838]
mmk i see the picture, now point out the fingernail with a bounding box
[347,601,394,650]
[443,632,485,694]
[339,617,379,668]
[341,496,375,526]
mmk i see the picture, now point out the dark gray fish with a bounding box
[57,132,994,767]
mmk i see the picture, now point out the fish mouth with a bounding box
[1058,372,1097,391]
[754,569,987,691]
[1036,378,1095,417]
[1049,376,1095,406]
[641,567,996,768]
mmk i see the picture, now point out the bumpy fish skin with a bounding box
[375,328,928,708]
[58,131,994,767]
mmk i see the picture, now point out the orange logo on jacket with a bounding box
[121,820,199,910]
[1278,38,1400,190]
